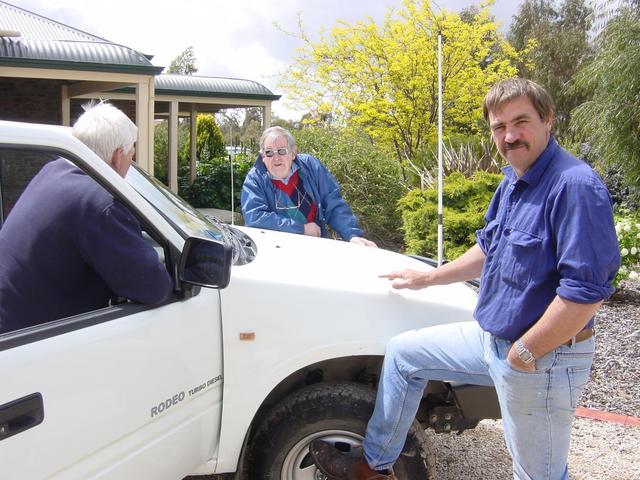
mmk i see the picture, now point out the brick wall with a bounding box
[71,99,136,124]
[0,78,136,125]
[0,78,62,124]
[0,149,57,221]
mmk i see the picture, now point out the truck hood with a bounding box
[232,226,470,296]
[223,226,478,337]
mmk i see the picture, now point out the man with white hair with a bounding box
[241,126,377,246]
[0,102,172,333]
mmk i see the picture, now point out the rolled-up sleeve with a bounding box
[552,179,620,303]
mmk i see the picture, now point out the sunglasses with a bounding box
[264,148,289,157]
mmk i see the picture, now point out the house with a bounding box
[0,1,280,191]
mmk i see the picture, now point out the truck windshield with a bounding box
[125,165,224,243]
[124,166,256,266]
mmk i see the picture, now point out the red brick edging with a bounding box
[575,407,640,427]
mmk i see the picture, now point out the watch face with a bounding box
[516,340,535,364]
[518,350,534,363]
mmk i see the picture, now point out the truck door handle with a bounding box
[0,393,44,441]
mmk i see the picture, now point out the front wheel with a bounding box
[247,382,433,479]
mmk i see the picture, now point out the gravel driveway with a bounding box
[582,280,640,417]
[426,418,640,479]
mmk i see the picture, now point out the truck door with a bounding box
[0,146,224,480]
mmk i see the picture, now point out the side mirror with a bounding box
[178,237,232,289]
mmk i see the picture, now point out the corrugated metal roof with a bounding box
[0,1,104,41]
[0,37,161,73]
[154,74,280,100]
[0,1,161,74]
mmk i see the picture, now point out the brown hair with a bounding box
[483,78,555,123]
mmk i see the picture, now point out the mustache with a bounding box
[504,141,529,150]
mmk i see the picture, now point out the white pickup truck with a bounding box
[0,121,499,479]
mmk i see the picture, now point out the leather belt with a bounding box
[564,328,594,347]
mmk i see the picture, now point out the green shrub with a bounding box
[615,209,640,286]
[597,162,640,211]
[399,171,503,259]
[182,114,226,162]
[179,155,252,211]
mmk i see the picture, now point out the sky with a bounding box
[9,0,523,120]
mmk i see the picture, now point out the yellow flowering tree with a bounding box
[280,0,530,164]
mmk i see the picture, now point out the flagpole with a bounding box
[230,150,235,225]
[437,31,443,267]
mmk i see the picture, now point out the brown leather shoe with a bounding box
[309,440,397,480]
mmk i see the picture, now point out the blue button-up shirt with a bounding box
[475,137,620,341]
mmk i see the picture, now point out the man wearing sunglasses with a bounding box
[241,126,376,247]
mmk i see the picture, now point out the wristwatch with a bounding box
[514,339,536,365]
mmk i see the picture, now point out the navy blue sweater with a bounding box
[0,159,173,333]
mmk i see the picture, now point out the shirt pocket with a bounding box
[502,228,542,289]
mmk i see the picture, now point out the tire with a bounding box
[247,381,434,479]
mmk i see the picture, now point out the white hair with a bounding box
[72,101,137,163]
[260,126,297,154]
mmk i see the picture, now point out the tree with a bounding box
[271,116,302,132]
[178,114,235,208]
[280,0,524,166]
[509,0,593,141]
[239,107,264,153]
[167,46,198,75]
[216,110,241,148]
[217,107,264,154]
[295,125,406,249]
[570,7,640,185]
[182,114,226,164]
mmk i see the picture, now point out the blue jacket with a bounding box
[0,159,173,333]
[241,153,364,240]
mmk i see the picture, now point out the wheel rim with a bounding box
[280,428,364,480]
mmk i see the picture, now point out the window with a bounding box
[0,149,57,226]
[0,147,174,340]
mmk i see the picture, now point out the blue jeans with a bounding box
[362,321,594,479]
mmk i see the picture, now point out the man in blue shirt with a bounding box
[311,79,620,479]
[0,103,172,333]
